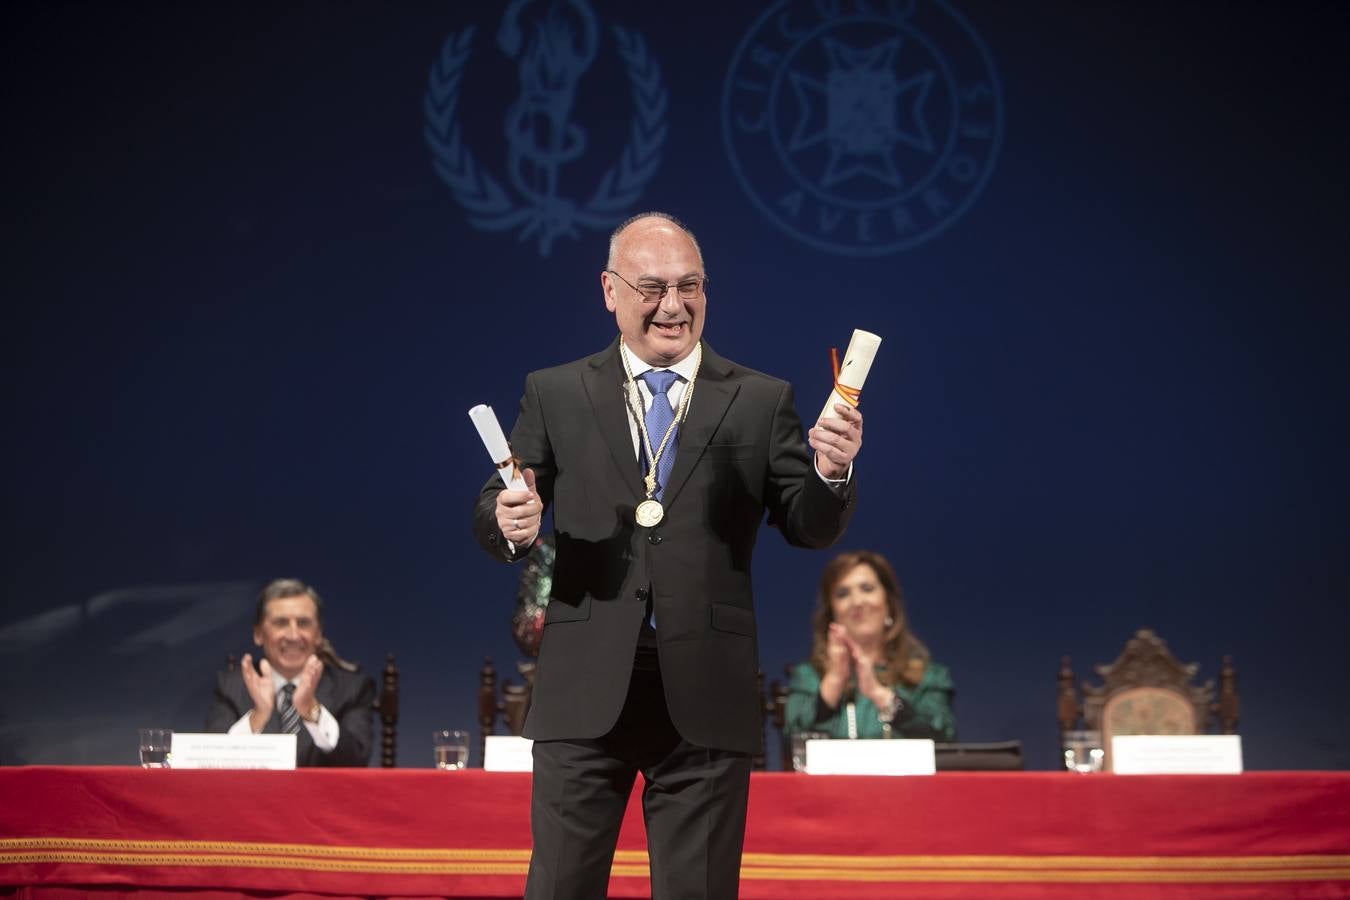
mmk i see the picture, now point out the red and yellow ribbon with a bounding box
[831,347,862,408]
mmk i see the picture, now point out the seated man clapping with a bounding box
[206,578,375,766]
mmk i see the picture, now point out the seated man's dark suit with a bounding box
[205,665,375,767]
[473,338,855,896]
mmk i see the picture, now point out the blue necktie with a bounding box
[279,683,301,734]
[639,370,680,500]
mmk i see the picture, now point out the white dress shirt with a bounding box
[619,341,700,460]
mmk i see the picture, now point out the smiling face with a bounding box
[828,562,893,646]
[253,594,322,680]
[601,216,705,366]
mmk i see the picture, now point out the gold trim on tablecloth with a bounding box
[3,839,1348,884]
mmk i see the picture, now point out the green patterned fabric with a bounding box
[785,660,957,741]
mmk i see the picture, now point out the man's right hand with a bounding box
[496,467,542,546]
[240,653,275,733]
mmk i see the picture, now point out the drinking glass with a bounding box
[138,729,173,768]
[1062,729,1104,773]
[788,731,831,773]
[433,729,470,770]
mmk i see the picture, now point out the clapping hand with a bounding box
[825,622,853,680]
[241,653,274,733]
[823,623,894,711]
[820,623,858,708]
[240,652,324,731]
[291,654,324,721]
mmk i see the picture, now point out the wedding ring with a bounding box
[512,518,520,530]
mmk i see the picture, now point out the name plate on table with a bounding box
[483,735,533,772]
[1112,734,1244,775]
[806,739,936,775]
[171,733,297,769]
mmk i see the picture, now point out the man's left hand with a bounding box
[809,404,863,480]
[292,654,324,721]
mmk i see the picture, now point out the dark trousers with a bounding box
[525,648,752,900]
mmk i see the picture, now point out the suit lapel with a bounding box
[581,340,646,499]
[662,344,738,508]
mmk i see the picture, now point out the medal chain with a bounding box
[620,338,702,500]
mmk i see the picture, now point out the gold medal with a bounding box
[635,499,664,528]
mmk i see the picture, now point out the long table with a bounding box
[2,767,1348,899]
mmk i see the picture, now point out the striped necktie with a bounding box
[279,683,301,734]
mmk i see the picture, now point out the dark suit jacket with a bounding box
[473,340,856,753]
[205,664,376,767]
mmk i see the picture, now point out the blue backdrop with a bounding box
[3,0,1347,770]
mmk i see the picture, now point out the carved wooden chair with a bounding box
[477,656,536,766]
[225,647,399,767]
[1057,628,1239,771]
[371,652,399,768]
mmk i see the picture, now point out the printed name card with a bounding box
[1111,734,1244,775]
[805,738,936,776]
[483,735,534,772]
[170,733,297,769]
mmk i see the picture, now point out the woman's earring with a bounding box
[884,616,894,627]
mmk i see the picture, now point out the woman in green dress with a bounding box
[786,550,956,741]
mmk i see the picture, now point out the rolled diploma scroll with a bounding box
[469,404,528,492]
[818,329,882,422]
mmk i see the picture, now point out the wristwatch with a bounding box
[304,702,323,725]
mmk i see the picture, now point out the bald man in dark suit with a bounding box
[473,212,862,899]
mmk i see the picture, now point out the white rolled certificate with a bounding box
[469,404,527,492]
[819,329,882,422]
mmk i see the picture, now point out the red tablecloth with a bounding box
[2,767,1348,898]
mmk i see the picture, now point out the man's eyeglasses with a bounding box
[606,269,708,304]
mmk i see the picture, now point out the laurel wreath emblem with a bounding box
[423,25,667,256]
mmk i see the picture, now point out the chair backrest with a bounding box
[478,656,536,766]
[372,652,399,768]
[1059,628,1239,771]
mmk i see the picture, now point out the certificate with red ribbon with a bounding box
[819,329,881,422]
